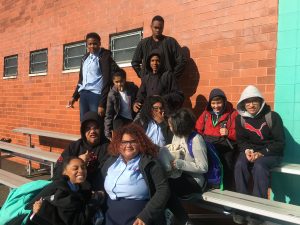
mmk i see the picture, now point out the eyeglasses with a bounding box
[244,99,260,106]
[152,106,164,112]
[120,140,138,147]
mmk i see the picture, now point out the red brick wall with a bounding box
[0,0,278,154]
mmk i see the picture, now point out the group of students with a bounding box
[2,15,286,225]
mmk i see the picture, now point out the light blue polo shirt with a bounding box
[78,52,103,95]
[104,155,150,200]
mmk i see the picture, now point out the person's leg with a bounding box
[168,174,201,225]
[113,116,132,131]
[252,156,282,198]
[168,173,202,197]
[79,91,90,121]
[87,91,101,113]
[234,152,251,195]
[217,145,236,190]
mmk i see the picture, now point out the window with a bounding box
[30,49,48,74]
[4,55,18,77]
[110,29,143,65]
[63,41,86,70]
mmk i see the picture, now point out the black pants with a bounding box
[213,142,237,190]
[113,116,132,131]
[234,153,282,198]
[168,173,202,224]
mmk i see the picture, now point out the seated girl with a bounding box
[27,157,100,225]
[102,123,170,225]
[134,95,172,147]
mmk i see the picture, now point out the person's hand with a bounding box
[133,102,142,113]
[98,106,105,117]
[33,198,43,214]
[67,98,75,108]
[171,160,176,169]
[79,151,90,162]
[153,110,164,124]
[251,152,264,162]
[219,128,228,136]
[245,149,254,162]
[133,218,146,225]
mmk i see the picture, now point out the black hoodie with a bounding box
[53,112,109,190]
[135,50,184,112]
[26,177,94,225]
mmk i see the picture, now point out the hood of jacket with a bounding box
[237,85,266,118]
[80,111,106,147]
[145,49,164,74]
[206,88,227,115]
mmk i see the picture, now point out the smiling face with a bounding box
[119,133,140,163]
[84,121,100,146]
[86,37,100,54]
[210,97,225,113]
[63,158,87,184]
[244,97,261,116]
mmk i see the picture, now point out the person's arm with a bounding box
[161,72,184,110]
[133,79,147,112]
[227,110,239,141]
[174,135,208,173]
[195,112,207,135]
[104,92,115,140]
[131,40,144,78]
[71,60,84,102]
[235,115,252,152]
[259,112,285,156]
[137,161,170,224]
[170,38,186,78]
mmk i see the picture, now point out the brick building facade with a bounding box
[0,0,278,153]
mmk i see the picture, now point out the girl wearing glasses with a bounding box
[134,95,173,147]
[101,123,170,225]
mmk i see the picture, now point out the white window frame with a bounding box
[4,55,18,78]
[29,49,48,75]
[63,41,86,71]
[110,29,143,67]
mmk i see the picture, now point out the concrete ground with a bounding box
[0,157,237,225]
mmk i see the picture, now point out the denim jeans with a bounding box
[79,90,101,121]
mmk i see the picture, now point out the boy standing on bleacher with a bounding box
[233,85,285,225]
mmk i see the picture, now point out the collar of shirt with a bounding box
[117,154,141,165]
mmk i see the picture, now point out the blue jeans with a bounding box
[234,152,282,198]
[79,90,101,121]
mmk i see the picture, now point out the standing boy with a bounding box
[68,32,120,121]
[133,50,184,114]
[104,70,138,140]
[131,15,186,78]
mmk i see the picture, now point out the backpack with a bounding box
[187,131,224,191]
[0,180,51,225]
[240,111,272,129]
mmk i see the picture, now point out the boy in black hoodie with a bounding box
[53,111,108,190]
[133,50,184,114]
[233,85,285,225]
